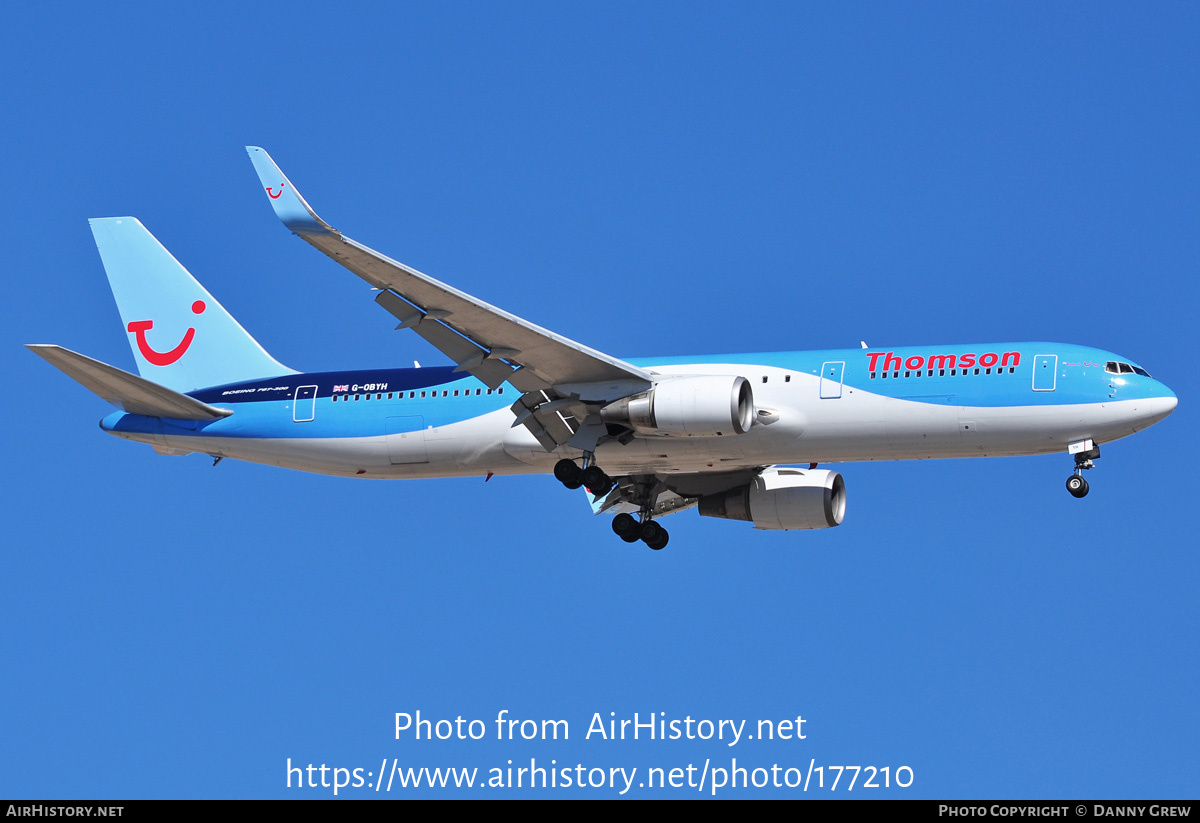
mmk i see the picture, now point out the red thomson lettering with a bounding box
[866,350,1019,373]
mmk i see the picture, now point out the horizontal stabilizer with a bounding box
[26,344,233,421]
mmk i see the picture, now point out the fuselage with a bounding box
[101,342,1177,479]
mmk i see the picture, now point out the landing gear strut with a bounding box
[1065,440,1100,498]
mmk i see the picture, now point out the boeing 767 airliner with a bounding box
[27,148,1178,550]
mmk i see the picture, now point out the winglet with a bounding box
[245,146,337,236]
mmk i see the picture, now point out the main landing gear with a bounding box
[554,458,668,549]
[1065,440,1100,499]
[553,457,615,496]
[611,512,669,551]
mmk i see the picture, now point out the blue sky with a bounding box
[2,2,1196,798]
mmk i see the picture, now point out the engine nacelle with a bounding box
[698,468,846,530]
[600,376,755,436]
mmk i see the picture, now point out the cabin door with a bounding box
[292,385,317,422]
[820,361,845,399]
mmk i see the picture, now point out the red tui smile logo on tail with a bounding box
[127,301,206,366]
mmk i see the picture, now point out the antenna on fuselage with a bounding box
[860,341,868,349]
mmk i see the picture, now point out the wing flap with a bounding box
[374,290,517,390]
[27,344,233,421]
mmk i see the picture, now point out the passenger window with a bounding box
[785,375,791,383]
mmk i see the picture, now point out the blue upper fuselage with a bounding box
[101,342,1176,441]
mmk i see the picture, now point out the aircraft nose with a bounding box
[1141,388,1177,426]
[1161,390,1178,415]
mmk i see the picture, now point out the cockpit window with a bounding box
[1106,360,1153,378]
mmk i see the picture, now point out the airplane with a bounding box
[28,147,1178,550]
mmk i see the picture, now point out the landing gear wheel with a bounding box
[612,513,641,543]
[582,465,614,496]
[554,459,583,490]
[640,520,669,551]
[1066,475,1089,498]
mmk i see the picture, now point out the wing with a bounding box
[246,147,651,450]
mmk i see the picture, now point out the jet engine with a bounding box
[698,468,846,530]
[600,376,755,437]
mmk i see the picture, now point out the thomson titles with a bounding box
[866,350,1021,373]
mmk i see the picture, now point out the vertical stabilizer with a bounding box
[90,217,295,393]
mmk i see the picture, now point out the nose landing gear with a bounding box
[1066,473,1089,498]
[1065,440,1100,498]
